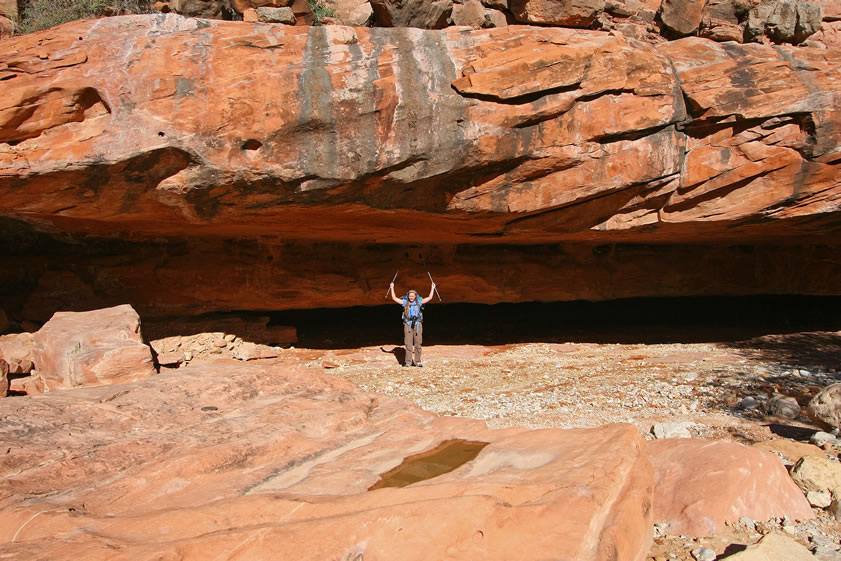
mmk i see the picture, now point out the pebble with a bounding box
[739,396,761,410]
[808,490,833,508]
[652,422,696,439]
[212,339,228,348]
[690,546,716,561]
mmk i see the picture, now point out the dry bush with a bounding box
[16,0,153,34]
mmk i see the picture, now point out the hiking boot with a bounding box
[402,363,410,367]
[416,362,423,368]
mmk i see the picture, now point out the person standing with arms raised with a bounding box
[389,280,436,367]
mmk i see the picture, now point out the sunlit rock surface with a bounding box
[1,15,841,320]
[0,360,655,561]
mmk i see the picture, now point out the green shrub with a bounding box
[306,0,335,26]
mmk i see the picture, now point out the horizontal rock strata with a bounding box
[1,16,841,318]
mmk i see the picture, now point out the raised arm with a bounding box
[389,283,403,305]
[425,283,436,303]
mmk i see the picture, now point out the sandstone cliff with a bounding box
[1,15,841,319]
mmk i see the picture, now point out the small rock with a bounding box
[233,342,279,361]
[739,515,756,531]
[653,521,669,538]
[256,6,296,24]
[322,360,340,369]
[652,421,695,439]
[156,351,185,367]
[740,396,761,410]
[224,334,236,342]
[690,546,716,561]
[183,351,193,361]
[766,394,801,419]
[807,490,832,508]
[811,432,838,447]
[213,339,228,348]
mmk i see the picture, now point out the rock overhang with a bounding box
[1,15,841,319]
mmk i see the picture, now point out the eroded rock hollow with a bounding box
[2,14,841,322]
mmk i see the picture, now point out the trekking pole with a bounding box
[427,271,442,301]
[384,270,399,299]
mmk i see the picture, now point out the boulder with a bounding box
[256,5,295,22]
[0,361,654,561]
[483,7,509,26]
[451,0,486,27]
[646,439,814,537]
[721,532,817,561]
[0,14,12,39]
[789,455,841,495]
[169,0,232,18]
[230,0,292,13]
[746,0,823,44]
[0,0,16,19]
[699,0,750,41]
[509,0,606,26]
[232,342,280,360]
[370,0,453,28]
[482,0,508,9]
[809,384,841,431]
[765,394,801,419]
[30,305,157,391]
[822,0,841,20]
[659,0,707,35]
[0,332,34,375]
[329,0,373,25]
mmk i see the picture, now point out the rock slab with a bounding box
[721,532,817,561]
[0,360,654,561]
[30,304,156,391]
[646,439,814,537]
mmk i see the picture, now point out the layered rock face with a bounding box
[1,15,841,320]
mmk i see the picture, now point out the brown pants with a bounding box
[403,322,423,365]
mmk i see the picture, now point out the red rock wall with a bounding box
[1,16,841,320]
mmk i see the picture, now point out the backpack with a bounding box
[402,294,423,325]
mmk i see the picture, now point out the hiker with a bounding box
[389,281,436,367]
